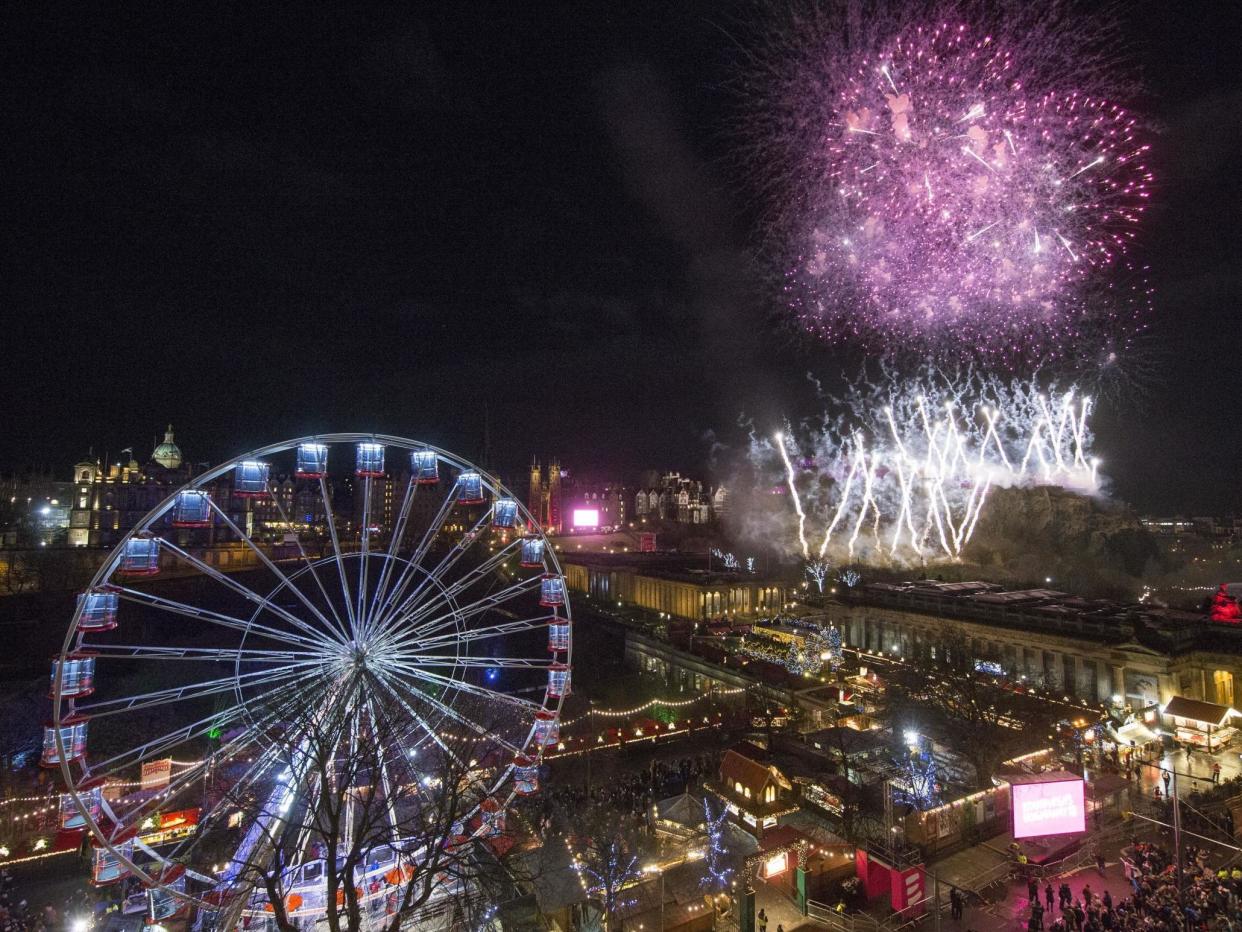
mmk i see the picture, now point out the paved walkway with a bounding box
[952,852,1134,930]
[1130,742,1242,797]
[752,880,820,932]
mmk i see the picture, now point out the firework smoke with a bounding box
[751,369,1098,563]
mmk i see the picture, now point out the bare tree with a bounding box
[886,631,1059,789]
[211,677,529,932]
[554,803,653,932]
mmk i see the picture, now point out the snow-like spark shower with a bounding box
[743,4,1153,365]
[760,374,1097,564]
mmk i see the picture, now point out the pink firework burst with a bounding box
[746,5,1154,364]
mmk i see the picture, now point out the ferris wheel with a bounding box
[46,434,571,916]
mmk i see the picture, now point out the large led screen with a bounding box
[572,508,600,528]
[1011,778,1086,838]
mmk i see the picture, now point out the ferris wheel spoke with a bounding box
[367,674,465,767]
[261,478,348,637]
[356,475,373,639]
[363,476,417,634]
[75,661,330,720]
[372,671,521,773]
[390,655,555,671]
[373,668,522,755]
[378,577,541,653]
[400,614,555,654]
[361,695,401,834]
[154,540,342,651]
[369,476,463,631]
[373,541,519,643]
[86,674,335,780]
[373,512,491,635]
[370,482,466,636]
[205,497,342,641]
[112,587,333,652]
[318,476,359,639]
[84,643,326,663]
[378,660,542,716]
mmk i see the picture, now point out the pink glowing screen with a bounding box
[1011,778,1086,838]
[572,509,600,528]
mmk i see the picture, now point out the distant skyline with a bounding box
[4,2,1240,513]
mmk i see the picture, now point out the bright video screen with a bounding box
[1012,778,1085,838]
[572,508,600,527]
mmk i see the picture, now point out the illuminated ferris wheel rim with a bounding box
[50,432,572,909]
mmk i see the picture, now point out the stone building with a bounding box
[824,580,1241,710]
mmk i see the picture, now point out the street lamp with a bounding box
[644,864,665,930]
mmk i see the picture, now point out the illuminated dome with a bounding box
[151,425,182,469]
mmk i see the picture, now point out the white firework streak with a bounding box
[775,431,811,559]
[768,376,1097,563]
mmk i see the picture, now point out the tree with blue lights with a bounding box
[700,799,735,893]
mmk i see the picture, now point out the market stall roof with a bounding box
[758,824,809,853]
[1163,696,1237,727]
[1113,720,1158,745]
[655,792,704,828]
[1003,769,1081,787]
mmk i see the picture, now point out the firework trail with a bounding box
[757,369,1097,563]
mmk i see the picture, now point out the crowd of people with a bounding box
[1021,842,1242,930]
[0,868,101,932]
[540,750,719,830]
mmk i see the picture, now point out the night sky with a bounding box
[4,2,1240,512]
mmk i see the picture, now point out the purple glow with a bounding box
[1012,778,1085,838]
[747,8,1153,365]
[572,508,600,528]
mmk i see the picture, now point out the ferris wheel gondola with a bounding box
[49,434,572,921]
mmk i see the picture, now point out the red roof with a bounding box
[720,749,776,794]
[759,824,808,853]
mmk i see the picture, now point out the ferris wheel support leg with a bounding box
[362,696,402,835]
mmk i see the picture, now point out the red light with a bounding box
[1210,584,1241,623]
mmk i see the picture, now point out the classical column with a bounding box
[1111,664,1127,703]
[1156,672,1175,706]
[1095,661,1111,702]
[1044,651,1062,689]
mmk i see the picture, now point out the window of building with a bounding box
[764,784,776,803]
[744,786,752,799]
[734,781,743,795]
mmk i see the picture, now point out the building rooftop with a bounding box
[561,550,792,586]
[1163,695,1236,726]
[852,579,1231,654]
